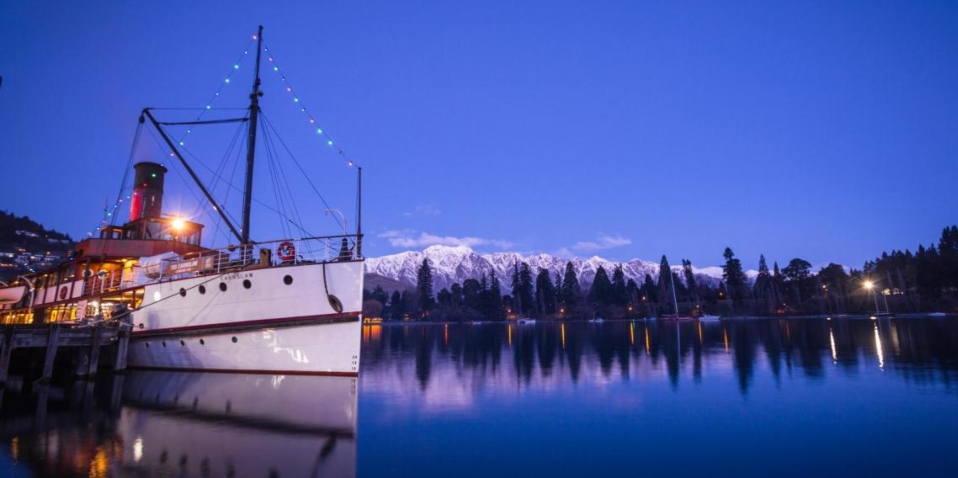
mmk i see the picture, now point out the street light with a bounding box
[864,280,880,315]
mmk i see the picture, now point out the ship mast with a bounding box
[241,25,264,245]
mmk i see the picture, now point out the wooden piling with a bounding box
[0,330,13,385]
[39,324,61,383]
[85,326,104,377]
[0,322,128,381]
[113,327,130,371]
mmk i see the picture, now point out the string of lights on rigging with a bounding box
[91,31,360,238]
[91,39,253,237]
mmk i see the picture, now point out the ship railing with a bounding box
[148,234,363,281]
[82,268,125,295]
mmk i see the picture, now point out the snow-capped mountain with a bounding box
[365,245,727,293]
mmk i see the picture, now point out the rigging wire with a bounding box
[259,112,340,225]
[105,120,145,229]
[99,34,362,248]
[260,124,293,239]
[261,41,360,170]
[90,35,253,237]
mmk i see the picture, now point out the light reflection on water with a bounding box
[358,318,958,477]
[1,318,957,477]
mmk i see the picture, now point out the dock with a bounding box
[0,319,131,385]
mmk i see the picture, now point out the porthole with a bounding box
[219,283,227,292]
[200,339,206,345]
[231,336,238,343]
[283,275,293,285]
[138,323,144,329]
[180,340,185,346]
[243,279,252,289]
[199,285,206,294]
[179,288,187,297]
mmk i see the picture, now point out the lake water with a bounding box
[1,317,957,477]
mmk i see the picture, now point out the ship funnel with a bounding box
[129,162,167,221]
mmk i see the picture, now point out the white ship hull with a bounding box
[127,260,364,375]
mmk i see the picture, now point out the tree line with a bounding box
[363,225,958,320]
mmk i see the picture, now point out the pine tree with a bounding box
[657,255,675,311]
[554,271,564,312]
[642,274,656,303]
[518,262,534,316]
[612,264,627,307]
[753,254,773,314]
[488,270,503,319]
[682,259,698,304]
[938,225,958,290]
[450,283,463,307]
[626,278,640,315]
[463,278,482,312]
[588,265,613,313]
[416,258,434,317]
[511,260,521,315]
[560,261,580,309]
[782,258,813,306]
[535,268,556,316]
[722,247,747,310]
[390,290,404,320]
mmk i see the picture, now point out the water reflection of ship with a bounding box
[120,371,357,477]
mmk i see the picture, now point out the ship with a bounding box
[0,27,364,376]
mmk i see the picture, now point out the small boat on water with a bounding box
[697,314,721,322]
[0,27,364,376]
[517,318,535,324]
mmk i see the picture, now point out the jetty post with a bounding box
[39,323,61,383]
[0,330,13,384]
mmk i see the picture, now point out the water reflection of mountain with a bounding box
[361,319,958,396]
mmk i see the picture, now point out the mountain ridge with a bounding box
[365,244,738,293]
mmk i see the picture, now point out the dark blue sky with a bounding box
[1,1,956,270]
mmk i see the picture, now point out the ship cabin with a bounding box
[0,162,210,325]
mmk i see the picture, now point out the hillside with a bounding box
[0,211,76,281]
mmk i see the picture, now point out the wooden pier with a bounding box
[0,320,131,385]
